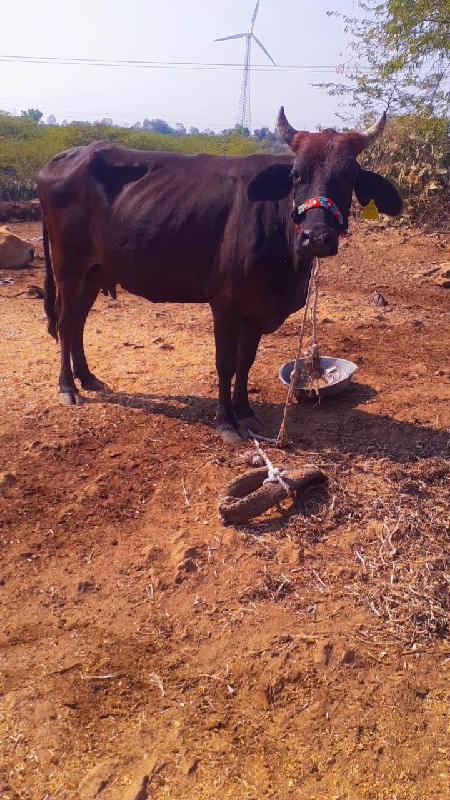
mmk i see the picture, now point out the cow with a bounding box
[0,226,34,268]
[37,107,402,443]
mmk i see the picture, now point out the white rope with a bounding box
[249,435,292,496]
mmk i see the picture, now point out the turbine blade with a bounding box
[250,0,260,29]
[214,33,246,42]
[252,34,276,65]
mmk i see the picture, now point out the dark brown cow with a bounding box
[38,108,402,442]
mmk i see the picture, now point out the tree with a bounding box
[321,1,450,117]
[94,116,113,126]
[143,118,173,134]
[253,126,270,141]
[46,114,57,126]
[234,125,250,137]
[21,108,43,123]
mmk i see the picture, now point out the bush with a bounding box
[0,116,262,200]
[359,115,450,230]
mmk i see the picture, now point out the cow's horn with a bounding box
[360,111,387,148]
[276,106,298,146]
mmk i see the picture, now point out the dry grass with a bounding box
[348,458,450,644]
[233,448,450,647]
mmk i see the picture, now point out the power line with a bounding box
[0,53,339,73]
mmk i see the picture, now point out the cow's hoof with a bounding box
[238,415,264,434]
[58,390,84,406]
[80,377,107,391]
[217,424,247,445]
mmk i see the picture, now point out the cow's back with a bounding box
[38,143,295,305]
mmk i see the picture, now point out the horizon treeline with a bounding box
[0,110,285,201]
[0,109,448,230]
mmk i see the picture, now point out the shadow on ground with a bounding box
[94,382,449,463]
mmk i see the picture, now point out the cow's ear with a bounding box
[247,164,293,202]
[354,168,403,216]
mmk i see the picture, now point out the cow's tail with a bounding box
[42,218,58,341]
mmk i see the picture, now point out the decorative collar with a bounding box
[292,196,345,228]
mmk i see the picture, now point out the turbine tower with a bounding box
[215,0,275,131]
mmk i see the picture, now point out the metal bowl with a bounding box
[279,356,358,399]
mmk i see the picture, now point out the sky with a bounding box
[0,0,359,132]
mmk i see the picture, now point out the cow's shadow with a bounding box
[96,381,449,464]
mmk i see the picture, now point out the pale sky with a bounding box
[0,0,358,132]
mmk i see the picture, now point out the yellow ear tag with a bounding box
[361,199,379,220]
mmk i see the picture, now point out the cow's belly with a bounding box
[118,276,208,304]
[94,212,217,303]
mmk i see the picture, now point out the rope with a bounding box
[276,256,320,448]
[249,435,292,496]
[237,256,321,509]
[310,266,320,352]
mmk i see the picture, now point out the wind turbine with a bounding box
[215,0,276,131]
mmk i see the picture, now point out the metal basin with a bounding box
[279,356,358,399]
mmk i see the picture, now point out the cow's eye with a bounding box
[290,169,300,181]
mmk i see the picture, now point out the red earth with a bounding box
[0,218,449,800]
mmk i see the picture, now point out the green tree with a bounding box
[322,1,450,116]
[21,108,43,123]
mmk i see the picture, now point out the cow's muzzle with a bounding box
[296,225,339,257]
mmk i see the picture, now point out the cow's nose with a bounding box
[297,226,339,256]
[300,229,313,243]
[301,229,334,244]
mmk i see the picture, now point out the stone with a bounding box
[434,276,450,289]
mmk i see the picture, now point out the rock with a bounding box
[432,263,450,287]
[434,276,450,289]
[437,262,450,278]
[372,291,388,307]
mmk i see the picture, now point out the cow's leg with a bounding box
[57,273,84,405]
[212,307,244,444]
[233,319,263,432]
[71,281,106,391]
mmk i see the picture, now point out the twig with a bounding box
[81,673,116,680]
[149,672,165,696]
[181,478,190,506]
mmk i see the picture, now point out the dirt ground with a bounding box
[0,218,449,800]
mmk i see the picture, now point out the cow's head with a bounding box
[247,107,402,258]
